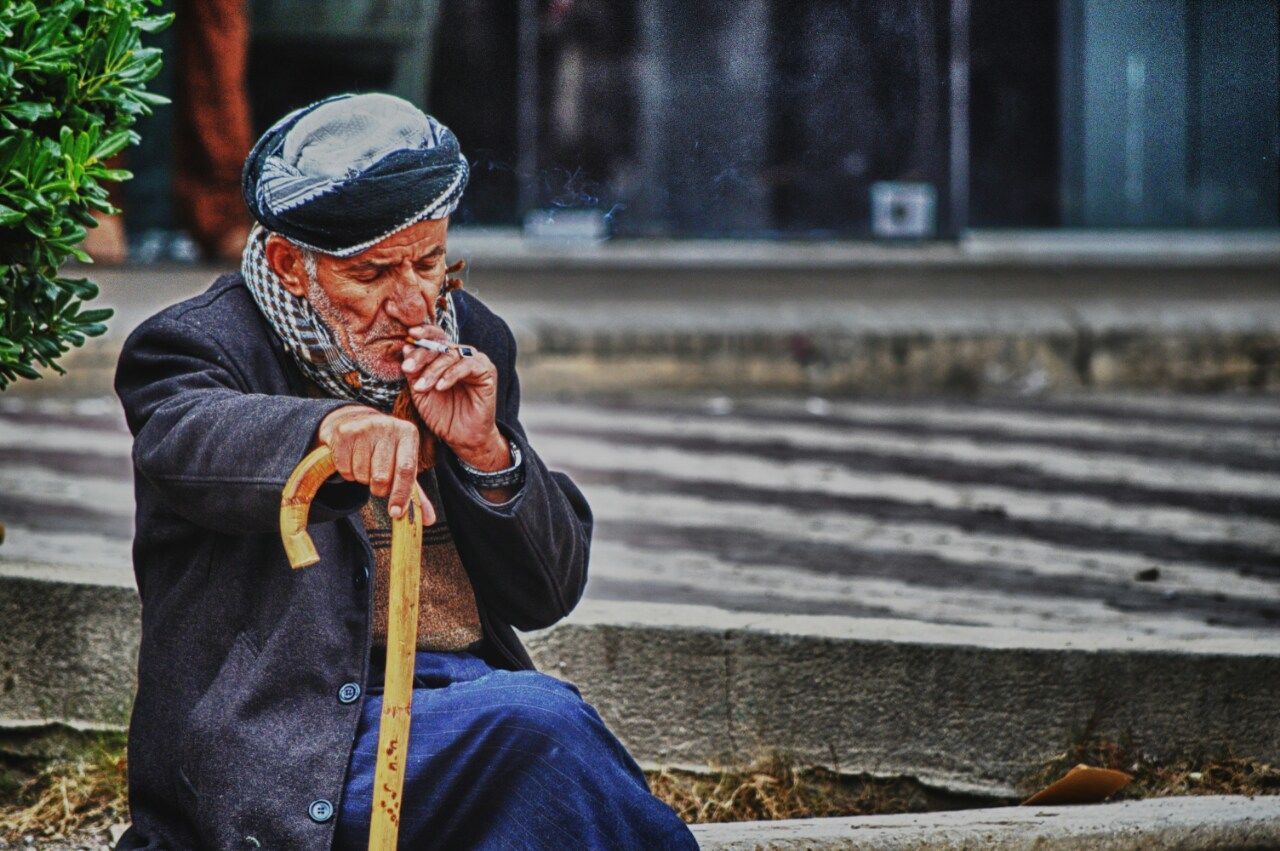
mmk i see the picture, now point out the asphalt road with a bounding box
[2,391,1278,649]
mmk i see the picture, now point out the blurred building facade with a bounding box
[125,0,1280,244]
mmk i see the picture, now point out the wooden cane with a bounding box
[281,446,424,850]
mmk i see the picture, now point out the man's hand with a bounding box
[400,325,511,475]
[315,405,436,523]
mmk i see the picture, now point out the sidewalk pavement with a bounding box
[13,231,1280,397]
[690,796,1280,850]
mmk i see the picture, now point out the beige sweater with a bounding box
[360,468,483,651]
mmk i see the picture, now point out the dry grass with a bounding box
[1,745,957,839]
[654,743,1280,825]
[0,733,128,845]
[1028,738,1280,801]
[644,753,967,824]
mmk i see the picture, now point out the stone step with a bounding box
[9,259,1280,398]
[524,601,1280,797]
[4,577,1278,798]
[689,796,1280,850]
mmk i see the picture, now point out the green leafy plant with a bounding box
[0,0,171,388]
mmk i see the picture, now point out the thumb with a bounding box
[417,483,437,526]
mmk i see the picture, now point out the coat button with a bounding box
[308,798,334,823]
[354,566,368,591]
[337,682,361,704]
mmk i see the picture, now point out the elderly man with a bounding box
[114,93,696,850]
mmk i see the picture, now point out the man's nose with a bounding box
[384,266,431,326]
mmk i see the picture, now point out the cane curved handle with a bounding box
[280,446,426,568]
[280,447,338,569]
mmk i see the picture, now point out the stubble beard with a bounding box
[305,270,405,383]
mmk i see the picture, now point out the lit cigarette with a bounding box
[408,337,475,358]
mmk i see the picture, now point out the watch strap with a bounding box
[458,441,524,490]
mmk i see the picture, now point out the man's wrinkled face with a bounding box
[266,217,449,381]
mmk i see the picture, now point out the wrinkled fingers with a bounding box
[368,433,396,498]
[431,353,494,392]
[350,431,374,490]
[388,422,430,522]
[411,344,484,392]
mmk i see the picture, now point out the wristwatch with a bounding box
[458,441,524,490]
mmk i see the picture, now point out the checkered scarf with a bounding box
[240,223,459,411]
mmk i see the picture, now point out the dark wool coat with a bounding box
[112,274,592,850]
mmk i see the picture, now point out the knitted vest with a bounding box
[359,468,483,651]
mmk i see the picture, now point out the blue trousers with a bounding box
[333,650,698,850]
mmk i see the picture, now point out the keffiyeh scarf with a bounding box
[241,224,459,411]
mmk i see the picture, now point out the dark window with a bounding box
[968,0,1061,227]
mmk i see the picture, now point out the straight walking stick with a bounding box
[281,445,424,850]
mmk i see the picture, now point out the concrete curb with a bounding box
[513,327,1280,396]
[10,257,1280,399]
[23,326,1280,400]
[5,571,1277,798]
[688,796,1280,850]
[447,229,1280,271]
[0,573,139,730]
[522,602,1280,796]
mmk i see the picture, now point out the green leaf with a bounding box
[130,88,168,107]
[91,167,132,182]
[5,101,55,121]
[60,277,99,299]
[135,13,174,33]
[91,128,134,160]
[10,361,41,380]
[74,307,112,323]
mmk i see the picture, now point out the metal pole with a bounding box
[948,0,971,239]
[516,0,540,219]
